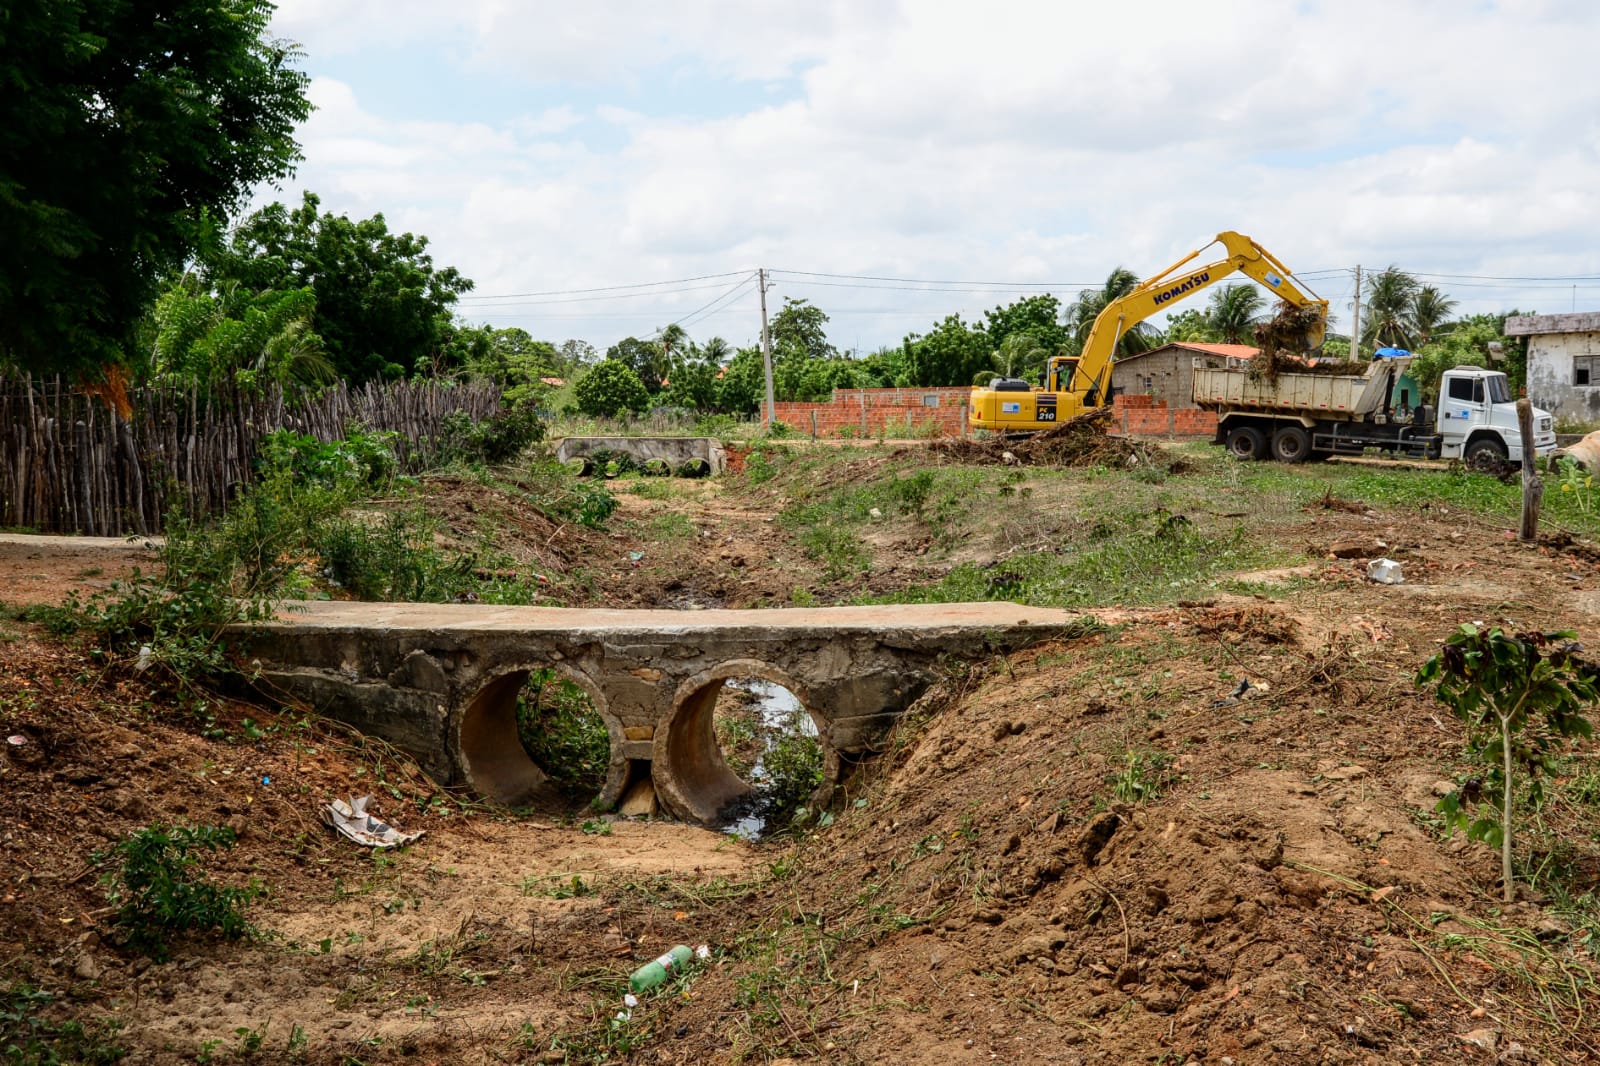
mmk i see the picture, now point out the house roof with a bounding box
[1504,312,1600,337]
[1115,342,1259,363]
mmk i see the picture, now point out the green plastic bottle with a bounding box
[629,945,694,993]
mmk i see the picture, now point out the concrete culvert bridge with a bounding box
[237,602,1087,826]
[653,661,829,829]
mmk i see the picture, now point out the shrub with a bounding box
[257,427,400,492]
[1419,625,1597,900]
[436,407,545,466]
[97,824,263,960]
[575,359,649,418]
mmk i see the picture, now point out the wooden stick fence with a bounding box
[0,376,502,536]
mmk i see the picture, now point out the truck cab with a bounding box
[1435,367,1555,463]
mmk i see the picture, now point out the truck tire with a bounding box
[1224,425,1267,461]
[1271,425,1312,463]
[1464,437,1508,472]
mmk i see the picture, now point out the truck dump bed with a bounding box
[1191,358,1398,418]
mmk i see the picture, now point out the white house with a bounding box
[1506,312,1600,423]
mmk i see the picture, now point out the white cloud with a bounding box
[258,0,1600,348]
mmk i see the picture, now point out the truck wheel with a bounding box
[1224,425,1267,461]
[1464,437,1509,473]
[1271,425,1312,463]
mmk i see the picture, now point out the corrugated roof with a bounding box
[1116,342,1259,362]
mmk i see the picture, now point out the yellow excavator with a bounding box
[969,231,1329,431]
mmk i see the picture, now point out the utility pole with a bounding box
[759,268,775,427]
[1349,264,1362,358]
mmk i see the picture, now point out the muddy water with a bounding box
[721,679,815,840]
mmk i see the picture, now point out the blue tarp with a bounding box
[1374,347,1412,358]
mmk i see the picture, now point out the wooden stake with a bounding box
[1517,396,1543,543]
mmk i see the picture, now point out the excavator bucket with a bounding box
[1253,301,1327,356]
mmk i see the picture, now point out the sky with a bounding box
[262,0,1600,355]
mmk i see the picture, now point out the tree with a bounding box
[1065,268,1160,359]
[205,192,474,383]
[977,332,1051,384]
[0,0,313,380]
[716,347,766,414]
[984,294,1068,356]
[1362,266,1421,350]
[698,336,732,367]
[661,353,719,411]
[769,299,834,363]
[607,336,667,395]
[1409,313,1514,402]
[1205,284,1266,344]
[148,274,332,388]
[1163,309,1214,344]
[905,314,991,387]
[1419,625,1595,901]
[575,358,649,418]
[1410,285,1458,348]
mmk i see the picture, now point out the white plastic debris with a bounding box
[623,994,639,1008]
[135,644,153,673]
[1366,558,1404,585]
[695,944,711,959]
[320,795,425,849]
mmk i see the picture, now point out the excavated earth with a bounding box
[1,450,1598,1065]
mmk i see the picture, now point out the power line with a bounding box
[456,270,751,302]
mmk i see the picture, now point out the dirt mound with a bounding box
[934,407,1154,468]
[645,608,1598,1064]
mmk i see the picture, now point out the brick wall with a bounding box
[1109,394,1217,437]
[773,387,973,438]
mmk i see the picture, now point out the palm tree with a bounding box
[657,323,689,361]
[975,331,1052,384]
[1409,285,1458,347]
[1205,284,1266,344]
[1362,266,1421,351]
[1065,267,1160,358]
[698,336,731,366]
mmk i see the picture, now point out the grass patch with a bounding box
[516,669,611,802]
[0,982,124,1065]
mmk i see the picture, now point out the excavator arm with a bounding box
[1057,231,1328,401]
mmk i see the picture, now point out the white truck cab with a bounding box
[1435,366,1555,464]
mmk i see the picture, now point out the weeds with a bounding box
[1109,751,1175,805]
[96,823,263,960]
[516,669,610,800]
[0,982,124,1065]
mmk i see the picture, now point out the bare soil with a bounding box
[2,452,1599,1064]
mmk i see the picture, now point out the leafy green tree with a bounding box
[984,294,1068,355]
[1163,309,1215,344]
[904,314,991,387]
[715,347,766,414]
[556,339,598,374]
[575,358,649,418]
[1205,284,1266,344]
[206,192,474,382]
[1419,625,1595,901]
[856,345,910,388]
[607,336,667,395]
[770,299,834,363]
[1065,267,1161,359]
[1410,285,1458,348]
[149,275,332,387]
[1361,266,1421,350]
[661,354,719,411]
[458,327,559,410]
[1409,313,1517,402]
[0,0,313,379]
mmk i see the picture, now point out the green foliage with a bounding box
[1163,309,1213,344]
[149,276,332,388]
[1557,457,1595,516]
[661,355,721,411]
[258,428,400,492]
[315,510,473,601]
[1409,314,1513,402]
[0,982,124,1066]
[517,671,611,800]
[436,408,545,466]
[205,192,474,383]
[1205,284,1266,344]
[606,337,668,397]
[904,313,991,387]
[1419,625,1597,900]
[1110,752,1175,804]
[0,0,312,378]
[984,294,1068,359]
[716,347,767,414]
[457,327,560,410]
[1067,267,1161,359]
[758,711,824,829]
[527,459,618,527]
[576,359,651,418]
[97,824,262,960]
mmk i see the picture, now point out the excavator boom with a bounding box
[970,231,1328,432]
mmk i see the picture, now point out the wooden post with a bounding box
[1517,396,1543,543]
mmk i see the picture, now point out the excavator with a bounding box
[969,231,1329,432]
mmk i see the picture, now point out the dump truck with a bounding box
[1192,356,1556,464]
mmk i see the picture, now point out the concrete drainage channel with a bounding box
[552,436,727,477]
